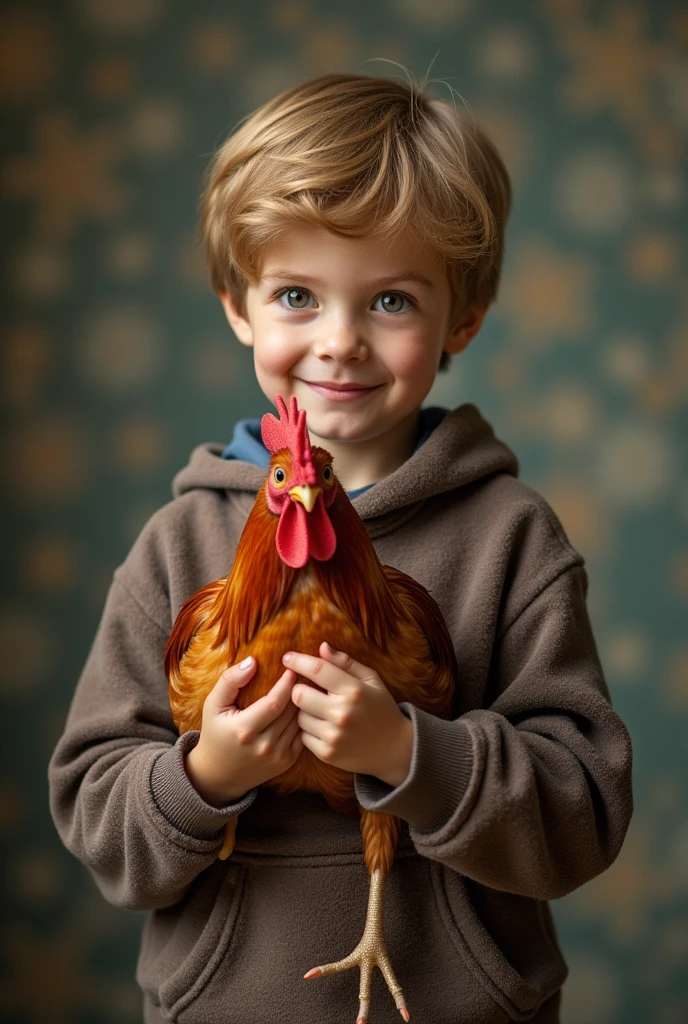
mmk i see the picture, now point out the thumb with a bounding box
[207,656,257,713]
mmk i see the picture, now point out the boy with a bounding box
[49,72,633,1023]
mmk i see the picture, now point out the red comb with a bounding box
[261,395,316,484]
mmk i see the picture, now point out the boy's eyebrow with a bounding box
[261,269,436,290]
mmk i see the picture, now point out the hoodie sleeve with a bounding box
[48,572,258,911]
[354,561,633,900]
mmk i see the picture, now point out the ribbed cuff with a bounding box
[149,730,258,841]
[354,702,474,834]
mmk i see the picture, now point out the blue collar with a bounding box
[221,406,448,499]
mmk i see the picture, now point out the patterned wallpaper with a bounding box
[1,1,686,1022]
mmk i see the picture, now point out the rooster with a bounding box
[164,395,457,1023]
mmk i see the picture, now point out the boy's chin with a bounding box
[303,417,399,449]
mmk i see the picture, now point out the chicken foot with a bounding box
[304,865,409,1024]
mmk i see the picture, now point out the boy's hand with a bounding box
[184,657,304,807]
[284,642,414,787]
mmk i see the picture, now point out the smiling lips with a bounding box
[303,380,382,402]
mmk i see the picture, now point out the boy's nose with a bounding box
[312,324,368,361]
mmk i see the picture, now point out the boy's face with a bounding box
[219,224,485,477]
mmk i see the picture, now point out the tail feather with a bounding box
[382,565,458,716]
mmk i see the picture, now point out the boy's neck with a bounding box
[307,408,420,492]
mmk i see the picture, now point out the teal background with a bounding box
[1,1,686,1021]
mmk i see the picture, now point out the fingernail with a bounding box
[282,652,292,663]
[239,656,253,670]
[325,642,338,654]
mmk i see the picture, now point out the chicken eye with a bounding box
[273,467,287,486]
[322,465,334,484]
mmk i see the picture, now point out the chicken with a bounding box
[164,394,457,1023]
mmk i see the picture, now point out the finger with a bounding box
[299,728,330,761]
[288,720,304,759]
[253,676,300,738]
[238,668,296,731]
[277,710,302,750]
[268,687,302,733]
[291,681,334,721]
[297,708,333,743]
[319,642,375,682]
[280,707,301,740]
[209,657,257,710]
[282,651,354,695]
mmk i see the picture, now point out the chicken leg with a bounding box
[304,809,409,1023]
[218,816,238,860]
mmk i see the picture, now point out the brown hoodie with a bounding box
[48,403,633,1024]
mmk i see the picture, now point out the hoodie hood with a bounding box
[171,403,518,537]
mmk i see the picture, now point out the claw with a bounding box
[303,867,408,1022]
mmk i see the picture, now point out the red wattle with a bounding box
[308,494,337,561]
[275,495,337,568]
[276,500,309,569]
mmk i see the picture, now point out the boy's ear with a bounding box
[217,291,254,347]
[443,303,488,355]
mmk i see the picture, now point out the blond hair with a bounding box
[200,70,511,371]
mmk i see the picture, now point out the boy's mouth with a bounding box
[301,380,382,402]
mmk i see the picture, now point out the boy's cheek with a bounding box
[255,329,304,373]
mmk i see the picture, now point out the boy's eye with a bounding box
[374,292,412,314]
[278,288,314,310]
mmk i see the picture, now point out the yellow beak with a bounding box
[288,485,321,513]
